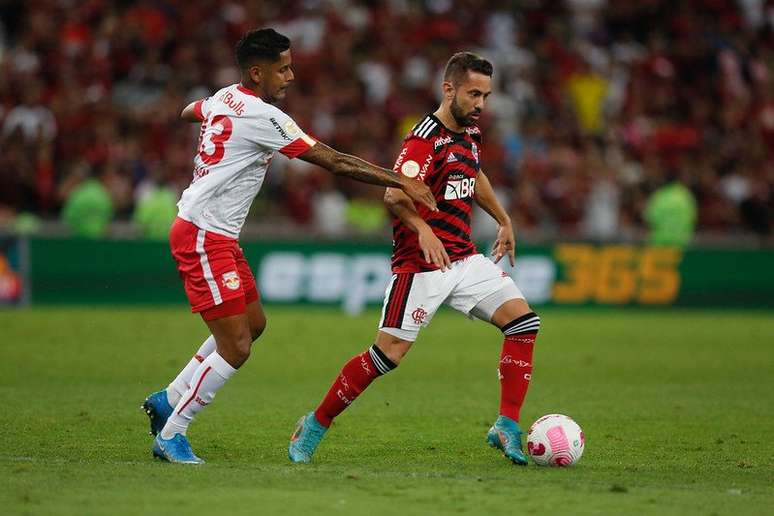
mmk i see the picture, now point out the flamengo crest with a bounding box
[411,307,427,324]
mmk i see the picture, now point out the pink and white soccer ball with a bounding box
[527,414,585,467]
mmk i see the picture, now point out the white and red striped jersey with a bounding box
[177,84,316,238]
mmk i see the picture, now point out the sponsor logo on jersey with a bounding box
[433,135,453,150]
[217,91,245,116]
[444,177,476,200]
[401,160,420,178]
[419,153,433,179]
[393,147,409,171]
[447,153,458,163]
[270,117,293,141]
[192,164,210,182]
[222,271,240,290]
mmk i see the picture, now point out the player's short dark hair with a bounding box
[443,52,493,86]
[235,28,291,69]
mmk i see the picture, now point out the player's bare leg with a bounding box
[202,312,253,368]
[143,301,265,439]
[245,299,267,341]
[486,297,540,465]
[152,300,256,464]
[289,331,408,463]
[372,331,412,365]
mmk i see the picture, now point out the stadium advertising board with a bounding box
[0,236,27,306]
[26,238,774,310]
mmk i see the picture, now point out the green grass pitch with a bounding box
[1,306,772,515]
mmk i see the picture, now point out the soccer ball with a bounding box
[527,414,585,467]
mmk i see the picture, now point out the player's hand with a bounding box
[418,227,451,271]
[400,176,437,211]
[492,222,516,266]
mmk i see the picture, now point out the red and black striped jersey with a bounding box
[390,114,482,273]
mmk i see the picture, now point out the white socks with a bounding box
[166,335,217,406]
[160,351,237,439]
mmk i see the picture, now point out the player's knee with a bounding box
[233,337,252,365]
[500,311,541,338]
[224,329,253,366]
[250,316,266,341]
[376,338,411,365]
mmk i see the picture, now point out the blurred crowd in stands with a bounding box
[0,0,772,243]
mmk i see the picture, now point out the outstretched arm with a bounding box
[474,170,515,266]
[384,187,451,271]
[299,142,437,211]
[180,100,204,122]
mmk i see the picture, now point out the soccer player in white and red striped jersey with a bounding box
[142,28,436,464]
[289,52,540,466]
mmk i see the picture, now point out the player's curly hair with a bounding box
[444,52,493,85]
[235,28,291,68]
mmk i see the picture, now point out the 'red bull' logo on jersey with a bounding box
[222,271,240,290]
[217,91,245,116]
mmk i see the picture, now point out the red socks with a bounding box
[315,345,397,427]
[312,312,540,428]
[498,312,540,422]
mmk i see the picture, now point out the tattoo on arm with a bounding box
[298,142,403,188]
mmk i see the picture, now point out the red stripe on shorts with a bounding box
[384,273,413,328]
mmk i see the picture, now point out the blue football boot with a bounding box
[152,433,204,464]
[288,412,328,463]
[141,390,174,437]
[487,415,528,465]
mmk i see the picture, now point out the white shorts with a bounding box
[379,254,524,341]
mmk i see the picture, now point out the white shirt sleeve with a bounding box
[193,97,213,121]
[253,107,317,159]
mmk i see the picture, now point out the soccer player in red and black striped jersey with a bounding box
[289,53,541,466]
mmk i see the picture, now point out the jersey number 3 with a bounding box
[198,115,233,165]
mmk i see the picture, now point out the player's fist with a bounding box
[400,176,437,211]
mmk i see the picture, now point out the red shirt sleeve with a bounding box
[193,99,205,122]
[392,137,434,183]
[279,136,317,158]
